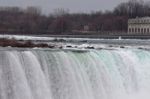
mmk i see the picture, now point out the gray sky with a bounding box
[0,0,149,14]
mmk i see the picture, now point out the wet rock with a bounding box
[109,45,113,47]
[48,45,55,48]
[138,47,143,49]
[120,46,125,48]
[86,46,95,49]
[66,45,72,48]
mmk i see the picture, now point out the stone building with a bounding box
[128,17,150,34]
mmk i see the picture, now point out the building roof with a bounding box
[128,17,150,24]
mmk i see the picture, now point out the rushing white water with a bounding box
[0,48,150,99]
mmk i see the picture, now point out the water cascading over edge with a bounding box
[0,49,150,99]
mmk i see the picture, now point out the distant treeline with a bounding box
[0,0,150,35]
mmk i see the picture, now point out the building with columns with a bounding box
[128,17,150,34]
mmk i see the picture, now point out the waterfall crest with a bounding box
[0,49,150,99]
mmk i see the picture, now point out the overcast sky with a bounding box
[0,0,149,14]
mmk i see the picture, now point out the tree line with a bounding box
[0,0,149,35]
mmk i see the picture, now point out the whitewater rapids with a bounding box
[0,48,150,99]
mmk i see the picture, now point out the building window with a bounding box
[141,28,143,34]
[138,28,140,33]
[144,28,146,33]
[135,28,137,33]
[132,28,134,33]
[129,28,131,33]
[141,20,143,23]
[147,28,149,33]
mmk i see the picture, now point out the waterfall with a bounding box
[0,49,150,99]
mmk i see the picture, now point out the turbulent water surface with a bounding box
[0,48,150,99]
